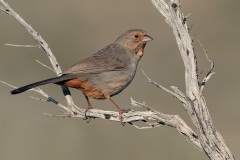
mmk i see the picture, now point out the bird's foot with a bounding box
[118,108,132,126]
[83,105,93,123]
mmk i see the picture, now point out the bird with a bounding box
[11,29,153,124]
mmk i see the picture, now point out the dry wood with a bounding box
[151,0,235,159]
[0,0,235,159]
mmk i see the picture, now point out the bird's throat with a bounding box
[136,48,143,57]
[135,43,146,57]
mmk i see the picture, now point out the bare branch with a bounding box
[142,69,189,105]
[131,123,161,129]
[29,96,48,102]
[0,80,71,113]
[130,99,202,149]
[1,76,202,149]
[151,0,234,159]
[5,43,39,48]
[0,0,75,108]
[0,4,10,14]
[198,40,215,93]
[1,0,234,159]
[0,1,61,73]
[33,57,55,72]
[0,80,17,89]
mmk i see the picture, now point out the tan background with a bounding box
[0,0,239,160]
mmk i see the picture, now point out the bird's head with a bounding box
[115,29,153,57]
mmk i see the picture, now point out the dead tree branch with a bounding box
[151,0,234,159]
[0,0,235,159]
[0,0,76,110]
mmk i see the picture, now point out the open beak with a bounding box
[142,34,153,42]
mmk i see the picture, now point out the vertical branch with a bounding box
[151,0,235,159]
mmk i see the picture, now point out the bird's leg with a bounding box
[108,98,131,125]
[84,95,93,122]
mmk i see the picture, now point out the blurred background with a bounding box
[0,0,239,160]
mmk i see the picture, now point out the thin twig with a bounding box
[29,96,48,102]
[0,80,71,113]
[33,57,55,72]
[198,40,215,93]
[5,43,39,48]
[131,98,156,112]
[142,69,173,94]
[131,123,161,129]
[0,80,18,89]
[142,69,188,104]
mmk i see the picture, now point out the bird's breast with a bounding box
[108,60,139,97]
[63,58,140,99]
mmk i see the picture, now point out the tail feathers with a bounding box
[10,74,75,94]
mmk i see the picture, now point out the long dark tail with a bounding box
[11,74,75,95]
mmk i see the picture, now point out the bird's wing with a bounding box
[63,43,131,74]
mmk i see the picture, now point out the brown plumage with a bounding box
[11,29,153,124]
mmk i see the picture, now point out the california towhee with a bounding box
[11,29,153,124]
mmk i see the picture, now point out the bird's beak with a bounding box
[142,34,153,42]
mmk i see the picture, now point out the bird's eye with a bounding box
[134,34,139,39]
